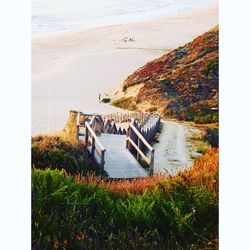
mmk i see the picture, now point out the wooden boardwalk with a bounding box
[76,111,160,178]
[98,134,148,178]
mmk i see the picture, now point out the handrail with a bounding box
[85,120,106,171]
[77,112,95,127]
[126,137,152,166]
[129,123,154,152]
[85,122,106,151]
[76,112,80,126]
[126,120,155,175]
[101,112,151,124]
[88,115,95,126]
[76,112,81,137]
[75,111,160,174]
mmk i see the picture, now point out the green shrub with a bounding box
[186,108,218,124]
[169,106,218,124]
[204,128,219,147]
[197,147,207,154]
[203,59,219,80]
[32,168,218,249]
[101,98,111,103]
[32,136,101,175]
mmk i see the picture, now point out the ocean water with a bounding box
[32,0,213,36]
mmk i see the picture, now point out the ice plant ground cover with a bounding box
[111,26,219,124]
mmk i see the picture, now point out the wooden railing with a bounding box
[85,117,106,171]
[76,111,153,137]
[76,112,82,137]
[126,120,155,175]
[141,116,161,144]
[103,120,127,134]
[102,112,150,126]
[76,112,94,137]
[75,111,160,175]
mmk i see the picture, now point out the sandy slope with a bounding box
[32,1,218,135]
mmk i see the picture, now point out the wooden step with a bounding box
[98,134,148,178]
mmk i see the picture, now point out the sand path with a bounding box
[153,120,200,175]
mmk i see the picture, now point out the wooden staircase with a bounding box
[76,112,160,178]
[98,134,148,178]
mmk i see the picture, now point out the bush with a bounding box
[197,147,207,154]
[101,98,111,103]
[185,108,218,124]
[204,128,219,147]
[32,135,101,176]
[32,149,218,249]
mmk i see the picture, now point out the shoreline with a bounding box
[32,0,216,39]
[32,1,218,135]
[33,1,217,41]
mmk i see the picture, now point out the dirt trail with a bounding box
[153,120,201,175]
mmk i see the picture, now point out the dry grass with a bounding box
[74,173,166,195]
[74,148,219,194]
[112,96,137,110]
[171,148,219,192]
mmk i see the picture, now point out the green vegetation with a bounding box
[190,154,199,160]
[166,105,218,124]
[117,26,219,125]
[186,107,218,124]
[101,98,111,103]
[32,166,218,249]
[112,96,137,110]
[31,26,220,250]
[32,135,102,176]
[32,133,218,249]
[204,128,219,147]
[203,59,219,80]
[197,147,207,154]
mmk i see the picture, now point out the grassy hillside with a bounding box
[112,26,219,124]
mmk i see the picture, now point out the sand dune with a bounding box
[32,1,218,135]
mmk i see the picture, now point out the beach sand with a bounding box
[32,1,218,135]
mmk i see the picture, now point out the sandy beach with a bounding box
[32,1,218,135]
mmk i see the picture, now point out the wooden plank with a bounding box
[98,134,148,178]
[79,113,160,178]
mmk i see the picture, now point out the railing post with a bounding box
[76,112,80,139]
[137,138,141,161]
[85,126,89,145]
[91,136,95,157]
[126,126,130,149]
[76,125,79,140]
[100,149,105,172]
[150,149,155,176]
